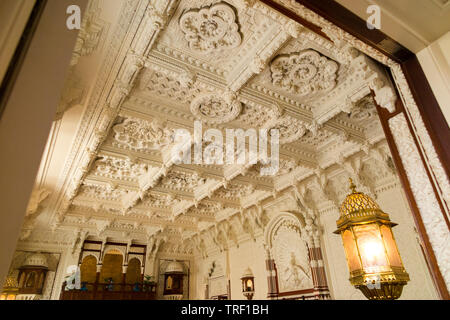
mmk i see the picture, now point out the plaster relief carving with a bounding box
[179,3,242,53]
[78,184,126,201]
[70,0,106,66]
[270,50,339,96]
[92,156,148,181]
[26,188,51,216]
[161,171,206,191]
[348,95,377,122]
[56,69,85,120]
[112,117,174,151]
[190,92,242,124]
[273,220,313,292]
[267,116,306,144]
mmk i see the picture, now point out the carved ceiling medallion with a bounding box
[112,117,174,151]
[190,92,242,124]
[179,3,242,53]
[268,116,306,144]
[270,49,339,97]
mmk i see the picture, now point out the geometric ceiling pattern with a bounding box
[23,0,400,257]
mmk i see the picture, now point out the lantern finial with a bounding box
[349,178,357,193]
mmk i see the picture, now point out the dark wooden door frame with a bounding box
[260,0,450,299]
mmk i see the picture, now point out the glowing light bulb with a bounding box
[362,240,384,262]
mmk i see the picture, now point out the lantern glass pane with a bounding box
[342,230,362,272]
[246,279,253,291]
[380,225,403,267]
[354,224,389,273]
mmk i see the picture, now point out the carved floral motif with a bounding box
[77,184,126,201]
[190,92,242,124]
[92,156,148,181]
[112,117,174,150]
[160,171,206,191]
[179,3,242,53]
[267,116,306,144]
[270,50,339,96]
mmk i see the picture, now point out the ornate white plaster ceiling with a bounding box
[23,0,401,256]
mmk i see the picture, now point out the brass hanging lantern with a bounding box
[0,276,19,300]
[334,179,409,300]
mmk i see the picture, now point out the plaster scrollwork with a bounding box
[112,117,174,151]
[266,116,306,144]
[270,50,339,97]
[179,3,242,54]
[190,92,242,124]
[275,159,297,177]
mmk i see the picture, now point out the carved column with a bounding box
[264,245,278,299]
[304,219,330,299]
[122,265,128,292]
[93,264,101,299]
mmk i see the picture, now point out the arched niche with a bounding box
[99,249,123,289]
[264,212,313,294]
[80,255,97,284]
[158,260,189,300]
[126,258,141,285]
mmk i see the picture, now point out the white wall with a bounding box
[0,0,87,291]
[417,32,450,127]
[192,237,267,300]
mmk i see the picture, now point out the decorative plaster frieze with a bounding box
[389,114,450,288]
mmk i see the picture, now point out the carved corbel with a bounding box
[249,56,266,74]
[283,20,304,38]
[147,5,167,29]
[341,156,377,198]
[313,170,339,209]
[292,184,314,217]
